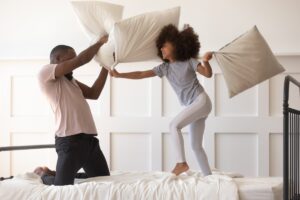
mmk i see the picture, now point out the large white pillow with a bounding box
[71,1,123,40]
[113,7,180,65]
[213,26,285,98]
[71,1,123,68]
[71,1,180,69]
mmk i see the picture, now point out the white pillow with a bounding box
[71,1,123,68]
[71,1,180,69]
[213,26,285,98]
[71,1,123,39]
[94,36,115,67]
[113,7,180,65]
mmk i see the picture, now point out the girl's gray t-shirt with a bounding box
[152,58,204,106]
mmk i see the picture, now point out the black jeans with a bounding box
[41,133,110,185]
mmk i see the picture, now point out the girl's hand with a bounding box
[110,69,120,77]
[203,52,213,62]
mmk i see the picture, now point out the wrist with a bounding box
[96,41,104,46]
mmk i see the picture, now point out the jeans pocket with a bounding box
[56,139,80,154]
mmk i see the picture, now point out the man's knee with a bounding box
[54,168,76,186]
[41,174,55,185]
[54,176,75,186]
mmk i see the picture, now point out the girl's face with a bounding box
[161,41,175,61]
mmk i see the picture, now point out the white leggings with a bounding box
[170,91,212,176]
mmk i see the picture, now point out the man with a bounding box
[35,35,110,185]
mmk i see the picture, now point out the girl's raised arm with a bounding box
[197,52,213,78]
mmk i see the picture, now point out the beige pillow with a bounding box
[213,26,285,98]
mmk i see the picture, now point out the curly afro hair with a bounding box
[156,24,200,62]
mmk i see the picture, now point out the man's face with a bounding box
[57,49,76,63]
[56,49,76,80]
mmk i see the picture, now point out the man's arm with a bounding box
[76,67,109,100]
[55,36,108,78]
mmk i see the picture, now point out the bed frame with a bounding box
[0,75,299,200]
[0,144,54,181]
[284,75,300,200]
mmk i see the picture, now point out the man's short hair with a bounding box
[50,45,73,62]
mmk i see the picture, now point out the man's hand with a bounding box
[203,51,213,62]
[98,35,109,45]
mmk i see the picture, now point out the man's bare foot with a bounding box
[33,167,44,176]
[33,166,56,177]
[171,162,189,176]
[43,167,56,176]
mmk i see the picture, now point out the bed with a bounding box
[283,75,300,200]
[0,143,283,200]
[0,169,282,200]
[3,75,300,200]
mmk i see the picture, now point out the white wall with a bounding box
[0,0,299,59]
[0,0,300,177]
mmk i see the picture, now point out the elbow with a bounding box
[92,90,104,100]
[91,93,100,100]
[90,96,98,100]
[87,91,100,100]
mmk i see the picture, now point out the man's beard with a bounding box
[65,72,73,81]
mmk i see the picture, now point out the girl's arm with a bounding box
[197,52,213,78]
[110,69,156,79]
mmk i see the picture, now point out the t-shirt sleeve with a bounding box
[37,64,57,86]
[189,58,200,71]
[152,62,168,78]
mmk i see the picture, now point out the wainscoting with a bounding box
[0,54,299,177]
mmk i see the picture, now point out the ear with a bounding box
[56,55,61,62]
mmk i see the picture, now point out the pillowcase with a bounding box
[71,1,123,68]
[71,1,180,69]
[213,26,285,98]
[71,1,123,39]
[112,7,180,65]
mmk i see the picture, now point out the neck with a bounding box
[166,56,176,63]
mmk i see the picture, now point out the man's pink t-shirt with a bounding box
[38,64,97,137]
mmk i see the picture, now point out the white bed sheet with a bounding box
[234,177,282,200]
[0,171,282,200]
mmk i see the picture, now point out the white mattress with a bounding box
[0,171,282,200]
[234,177,283,200]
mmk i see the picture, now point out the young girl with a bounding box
[110,24,213,176]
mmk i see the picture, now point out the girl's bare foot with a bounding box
[171,162,189,176]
